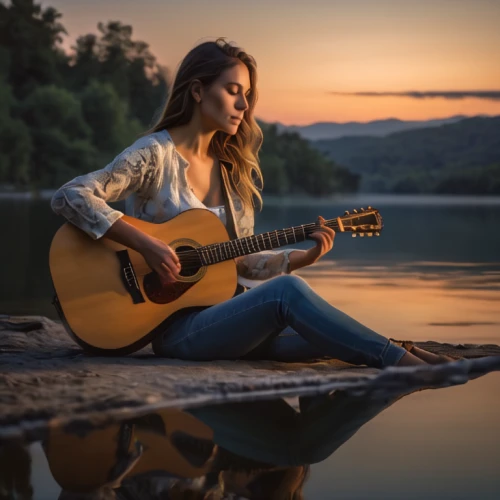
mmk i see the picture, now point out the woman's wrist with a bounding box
[287,250,313,273]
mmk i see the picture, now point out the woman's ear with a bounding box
[191,79,203,103]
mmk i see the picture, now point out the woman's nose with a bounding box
[236,95,249,111]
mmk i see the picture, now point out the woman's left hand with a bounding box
[303,215,336,266]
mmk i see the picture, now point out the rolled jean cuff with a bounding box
[380,339,408,367]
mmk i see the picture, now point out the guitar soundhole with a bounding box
[143,245,202,305]
[176,245,202,278]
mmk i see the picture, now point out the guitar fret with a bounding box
[283,229,289,244]
[209,245,217,263]
[292,226,297,243]
[235,238,242,256]
[249,236,256,252]
[300,225,306,240]
[228,240,236,258]
[201,247,209,266]
[258,234,264,250]
[274,230,280,247]
[238,238,245,255]
[266,232,272,249]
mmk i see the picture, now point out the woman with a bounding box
[51,38,451,368]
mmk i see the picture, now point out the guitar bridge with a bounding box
[116,250,146,304]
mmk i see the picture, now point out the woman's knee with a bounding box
[272,274,312,296]
[267,274,315,312]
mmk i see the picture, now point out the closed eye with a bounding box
[227,85,252,97]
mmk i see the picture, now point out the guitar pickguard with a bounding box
[143,271,198,304]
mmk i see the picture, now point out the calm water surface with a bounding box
[2,195,500,498]
[4,375,500,499]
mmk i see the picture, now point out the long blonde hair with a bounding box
[146,38,264,212]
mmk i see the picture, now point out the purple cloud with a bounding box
[329,90,500,100]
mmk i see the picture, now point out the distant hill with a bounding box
[273,115,474,140]
[311,116,500,193]
[257,121,360,195]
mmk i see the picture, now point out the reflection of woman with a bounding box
[45,388,420,499]
[187,391,412,499]
[51,38,452,368]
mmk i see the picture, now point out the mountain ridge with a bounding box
[310,116,500,193]
[271,114,495,140]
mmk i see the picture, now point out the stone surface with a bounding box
[1,316,500,444]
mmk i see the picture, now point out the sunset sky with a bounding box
[42,0,500,125]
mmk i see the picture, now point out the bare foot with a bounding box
[410,346,460,365]
[396,351,428,367]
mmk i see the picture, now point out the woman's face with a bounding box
[198,60,252,135]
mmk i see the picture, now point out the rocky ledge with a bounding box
[1,315,500,444]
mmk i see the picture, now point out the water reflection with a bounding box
[1,196,500,320]
[1,388,421,499]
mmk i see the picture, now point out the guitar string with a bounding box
[174,219,341,260]
[171,216,380,267]
[166,219,349,270]
[131,220,344,276]
[132,216,377,275]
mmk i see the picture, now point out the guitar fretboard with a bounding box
[194,218,340,266]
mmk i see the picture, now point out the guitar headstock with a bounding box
[339,206,383,237]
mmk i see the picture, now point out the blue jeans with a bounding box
[151,275,407,368]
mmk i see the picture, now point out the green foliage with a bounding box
[20,85,91,139]
[0,1,169,190]
[0,1,357,195]
[18,85,97,187]
[0,0,68,99]
[435,163,500,194]
[80,80,143,156]
[0,116,32,185]
[69,21,169,128]
[313,117,500,194]
[259,123,359,195]
[29,129,98,187]
[0,69,32,185]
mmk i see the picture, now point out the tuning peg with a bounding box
[344,210,350,215]
[375,232,380,236]
[352,233,357,238]
[360,207,365,212]
[353,209,358,213]
[367,232,373,237]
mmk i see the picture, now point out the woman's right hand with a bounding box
[139,236,181,285]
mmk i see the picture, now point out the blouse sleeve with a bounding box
[50,145,160,240]
[236,248,297,281]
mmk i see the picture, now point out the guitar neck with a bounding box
[195,218,340,267]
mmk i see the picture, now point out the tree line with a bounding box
[0,0,358,196]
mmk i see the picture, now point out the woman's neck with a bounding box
[167,120,217,163]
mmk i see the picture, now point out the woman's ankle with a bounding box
[396,351,428,366]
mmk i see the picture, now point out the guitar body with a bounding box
[49,209,238,354]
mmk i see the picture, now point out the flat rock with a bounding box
[1,316,500,444]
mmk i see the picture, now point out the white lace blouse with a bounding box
[50,129,298,286]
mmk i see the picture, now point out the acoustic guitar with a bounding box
[49,206,383,354]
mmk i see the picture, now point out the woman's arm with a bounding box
[51,143,181,283]
[236,216,336,279]
[104,218,181,283]
[50,145,160,240]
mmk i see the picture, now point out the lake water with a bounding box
[1,194,500,498]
